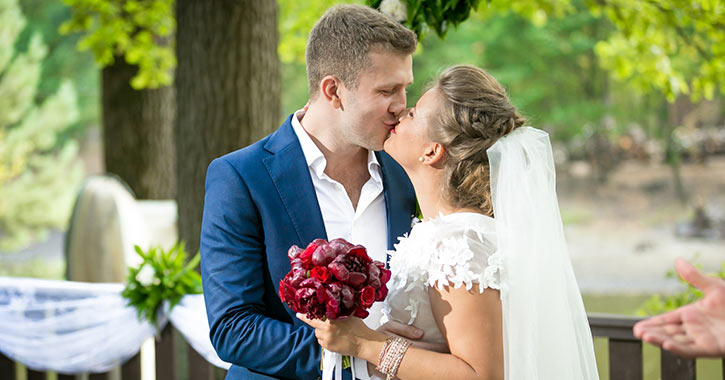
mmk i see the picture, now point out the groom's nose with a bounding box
[388,92,406,117]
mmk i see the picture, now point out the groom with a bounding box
[200,5,419,379]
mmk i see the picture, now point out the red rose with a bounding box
[310,267,330,283]
[359,286,375,308]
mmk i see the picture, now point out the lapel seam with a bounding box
[262,146,306,244]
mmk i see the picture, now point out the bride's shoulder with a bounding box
[390,212,502,292]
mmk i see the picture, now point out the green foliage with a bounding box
[59,0,175,89]
[121,243,202,327]
[402,1,646,150]
[591,0,725,102]
[278,0,363,64]
[0,0,83,250]
[637,260,725,316]
[17,0,99,140]
[366,0,572,39]
[366,0,481,38]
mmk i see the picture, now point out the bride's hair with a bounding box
[429,65,526,217]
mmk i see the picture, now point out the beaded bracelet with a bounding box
[376,336,411,380]
[377,335,395,370]
[387,338,411,380]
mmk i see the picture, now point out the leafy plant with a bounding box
[637,260,725,316]
[121,243,202,327]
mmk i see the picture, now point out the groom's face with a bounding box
[337,49,413,151]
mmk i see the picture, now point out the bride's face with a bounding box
[383,88,440,169]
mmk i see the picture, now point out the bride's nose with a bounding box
[397,108,409,123]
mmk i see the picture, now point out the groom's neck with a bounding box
[299,104,368,170]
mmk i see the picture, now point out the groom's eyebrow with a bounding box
[377,80,414,89]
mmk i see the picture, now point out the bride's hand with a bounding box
[297,313,383,356]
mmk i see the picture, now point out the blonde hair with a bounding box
[305,5,417,99]
[429,65,526,217]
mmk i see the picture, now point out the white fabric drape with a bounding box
[488,127,599,380]
[0,277,229,374]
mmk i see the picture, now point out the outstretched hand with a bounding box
[633,258,725,358]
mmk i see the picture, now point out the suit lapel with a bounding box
[263,116,327,246]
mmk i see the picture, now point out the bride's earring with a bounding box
[418,157,424,162]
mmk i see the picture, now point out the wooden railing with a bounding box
[0,325,227,380]
[589,312,725,380]
[2,314,723,380]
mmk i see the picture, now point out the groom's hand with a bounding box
[377,321,450,353]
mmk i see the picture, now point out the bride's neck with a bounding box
[409,171,472,220]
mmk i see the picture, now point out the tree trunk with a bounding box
[175,0,281,254]
[102,58,176,199]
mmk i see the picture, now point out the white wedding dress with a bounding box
[382,212,500,347]
[380,127,600,380]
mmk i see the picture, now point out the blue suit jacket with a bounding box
[200,114,416,379]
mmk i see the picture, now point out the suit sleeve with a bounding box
[201,157,321,379]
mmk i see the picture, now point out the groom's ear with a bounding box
[320,75,343,110]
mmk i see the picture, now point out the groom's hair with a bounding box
[305,4,417,99]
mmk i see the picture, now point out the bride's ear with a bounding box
[422,143,446,168]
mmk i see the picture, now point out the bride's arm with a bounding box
[300,283,503,380]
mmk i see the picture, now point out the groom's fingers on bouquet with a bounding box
[377,320,424,340]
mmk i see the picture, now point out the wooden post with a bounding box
[660,349,695,380]
[0,353,15,380]
[27,369,46,380]
[609,339,642,380]
[155,324,177,380]
[188,345,214,380]
[121,352,142,380]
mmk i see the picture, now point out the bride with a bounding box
[299,64,599,380]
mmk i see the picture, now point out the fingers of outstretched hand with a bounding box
[661,338,704,359]
[674,258,722,294]
[378,320,424,340]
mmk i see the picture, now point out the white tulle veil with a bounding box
[487,127,599,379]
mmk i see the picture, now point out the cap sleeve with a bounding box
[426,228,501,293]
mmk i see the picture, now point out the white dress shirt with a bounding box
[292,111,387,379]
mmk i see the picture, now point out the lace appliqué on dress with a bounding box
[383,216,501,325]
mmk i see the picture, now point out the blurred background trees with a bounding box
[0,0,82,250]
[2,0,723,251]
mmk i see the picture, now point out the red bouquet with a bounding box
[278,238,391,320]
